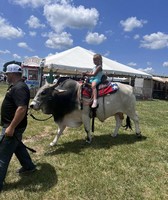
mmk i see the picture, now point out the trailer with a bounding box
[3,57,44,98]
[21,57,44,97]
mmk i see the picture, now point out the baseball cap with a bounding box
[5,64,22,74]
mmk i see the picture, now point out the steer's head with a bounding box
[30,83,66,114]
[30,79,80,121]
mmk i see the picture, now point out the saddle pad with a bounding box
[82,82,119,98]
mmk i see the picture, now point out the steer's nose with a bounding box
[30,104,34,108]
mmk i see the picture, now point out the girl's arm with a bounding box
[83,65,102,77]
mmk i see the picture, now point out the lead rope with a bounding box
[0,134,36,153]
[14,135,36,153]
[28,109,53,121]
[29,113,52,121]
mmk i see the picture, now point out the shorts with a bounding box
[89,77,101,84]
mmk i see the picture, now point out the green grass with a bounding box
[0,83,168,200]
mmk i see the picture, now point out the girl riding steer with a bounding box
[82,54,103,108]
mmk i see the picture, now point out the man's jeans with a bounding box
[0,127,35,191]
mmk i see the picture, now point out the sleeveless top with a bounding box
[89,65,103,84]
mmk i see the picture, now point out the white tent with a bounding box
[44,46,152,78]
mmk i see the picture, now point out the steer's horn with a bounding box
[50,82,58,87]
[55,89,67,93]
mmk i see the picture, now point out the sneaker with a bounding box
[16,166,36,175]
[91,100,98,108]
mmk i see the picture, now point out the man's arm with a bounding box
[5,105,27,137]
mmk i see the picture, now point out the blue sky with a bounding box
[0,0,168,76]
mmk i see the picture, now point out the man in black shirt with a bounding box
[0,64,36,192]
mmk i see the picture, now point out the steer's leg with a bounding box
[50,124,66,146]
[127,111,141,138]
[112,113,123,137]
[82,114,92,143]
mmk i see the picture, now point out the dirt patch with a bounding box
[23,126,53,143]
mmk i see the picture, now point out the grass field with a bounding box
[0,83,168,200]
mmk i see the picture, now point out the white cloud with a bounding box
[147,62,152,66]
[138,62,154,74]
[138,67,154,74]
[85,32,106,45]
[127,62,137,67]
[44,4,99,32]
[13,54,21,59]
[163,61,168,67]
[134,34,140,40]
[17,42,34,51]
[0,50,10,54]
[105,30,113,36]
[140,32,168,49]
[0,16,24,39]
[26,15,45,28]
[120,17,147,32]
[12,0,49,8]
[12,0,72,8]
[45,32,73,49]
[104,51,110,57]
[29,31,37,36]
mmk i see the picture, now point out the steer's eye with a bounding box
[41,91,46,95]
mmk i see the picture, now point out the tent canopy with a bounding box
[152,76,168,83]
[44,46,152,78]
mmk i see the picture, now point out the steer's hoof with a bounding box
[136,132,142,138]
[50,142,55,146]
[112,133,118,137]
[85,137,92,144]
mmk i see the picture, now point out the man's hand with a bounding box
[5,126,15,137]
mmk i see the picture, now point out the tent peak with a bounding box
[44,46,152,78]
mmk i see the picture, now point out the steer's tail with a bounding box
[123,116,132,130]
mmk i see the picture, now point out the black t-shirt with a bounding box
[1,81,30,129]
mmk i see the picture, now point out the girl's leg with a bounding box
[91,82,98,108]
